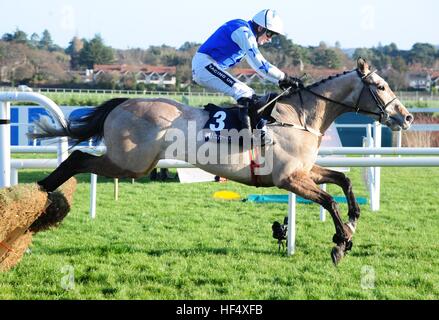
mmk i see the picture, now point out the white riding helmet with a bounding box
[252,9,285,36]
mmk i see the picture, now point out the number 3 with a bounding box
[209,111,226,131]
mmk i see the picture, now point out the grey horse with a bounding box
[31,58,413,265]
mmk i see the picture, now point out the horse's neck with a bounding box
[302,72,358,134]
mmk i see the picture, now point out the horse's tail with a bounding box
[28,98,129,144]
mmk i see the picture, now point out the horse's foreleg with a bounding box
[278,170,353,265]
[38,150,139,192]
[309,165,360,231]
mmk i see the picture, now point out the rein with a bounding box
[270,69,398,137]
[304,70,397,124]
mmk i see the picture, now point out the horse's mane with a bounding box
[276,69,357,107]
[306,69,357,89]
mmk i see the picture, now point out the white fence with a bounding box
[396,91,439,101]
[0,92,68,187]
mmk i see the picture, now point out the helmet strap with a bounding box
[250,21,266,40]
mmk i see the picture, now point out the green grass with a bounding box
[403,100,439,109]
[1,166,439,300]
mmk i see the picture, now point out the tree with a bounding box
[381,42,399,57]
[0,29,28,43]
[261,36,311,67]
[289,44,311,65]
[12,28,28,44]
[265,35,293,51]
[176,64,192,85]
[318,41,328,50]
[39,29,54,50]
[353,48,390,70]
[383,69,406,91]
[14,64,35,83]
[391,56,408,73]
[353,48,376,63]
[1,33,14,41]
[78,34,114,69]
[179,42,200,52]
[312,47,343,69]
[29,33,40,47]
[95,72,120,89]
[27,49,71,85]
[409,43,437,67]
[121,72,137,90]
[65,36,84,70]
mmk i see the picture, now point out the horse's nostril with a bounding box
[406,114,414,123]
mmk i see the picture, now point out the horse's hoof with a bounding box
[331,245,345,266]
[332,233,345,245]
[345,240,353,252]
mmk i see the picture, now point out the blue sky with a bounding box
[1,0,437,50]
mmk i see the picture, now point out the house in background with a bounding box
[431,71,439,90]
[231,68,267,85]
[92,64,177,87]
[406,72,432,91]
[135,65,176,86]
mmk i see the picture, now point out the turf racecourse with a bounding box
[0,166,438,300]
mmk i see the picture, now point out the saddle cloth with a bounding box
[202,92,280,145]
[202,104,249,144]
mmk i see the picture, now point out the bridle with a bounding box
[264,69,399,137]
[302,69,398,124]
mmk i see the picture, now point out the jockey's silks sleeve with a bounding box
[231,27,285,83]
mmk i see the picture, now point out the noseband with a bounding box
[303,69,397,124]
[355,70,397,123]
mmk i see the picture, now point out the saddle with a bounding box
[202,93,279,145]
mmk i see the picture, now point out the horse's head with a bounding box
[354,58,413,131]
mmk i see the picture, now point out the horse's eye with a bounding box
[377,85,385,91]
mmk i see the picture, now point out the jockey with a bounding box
[192,9,303,143]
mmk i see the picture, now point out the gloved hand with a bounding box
[278,75,304,91]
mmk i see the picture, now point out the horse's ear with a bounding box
[357,57,369,74]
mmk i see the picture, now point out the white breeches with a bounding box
[192,53,254,101]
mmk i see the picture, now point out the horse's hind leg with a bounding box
[38,150,143,192]
[278,170,353,266]
[310,165,360,231]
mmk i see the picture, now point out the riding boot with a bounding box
[237,96,272,145]
[237,97,253,131]
[249,94,275,145]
